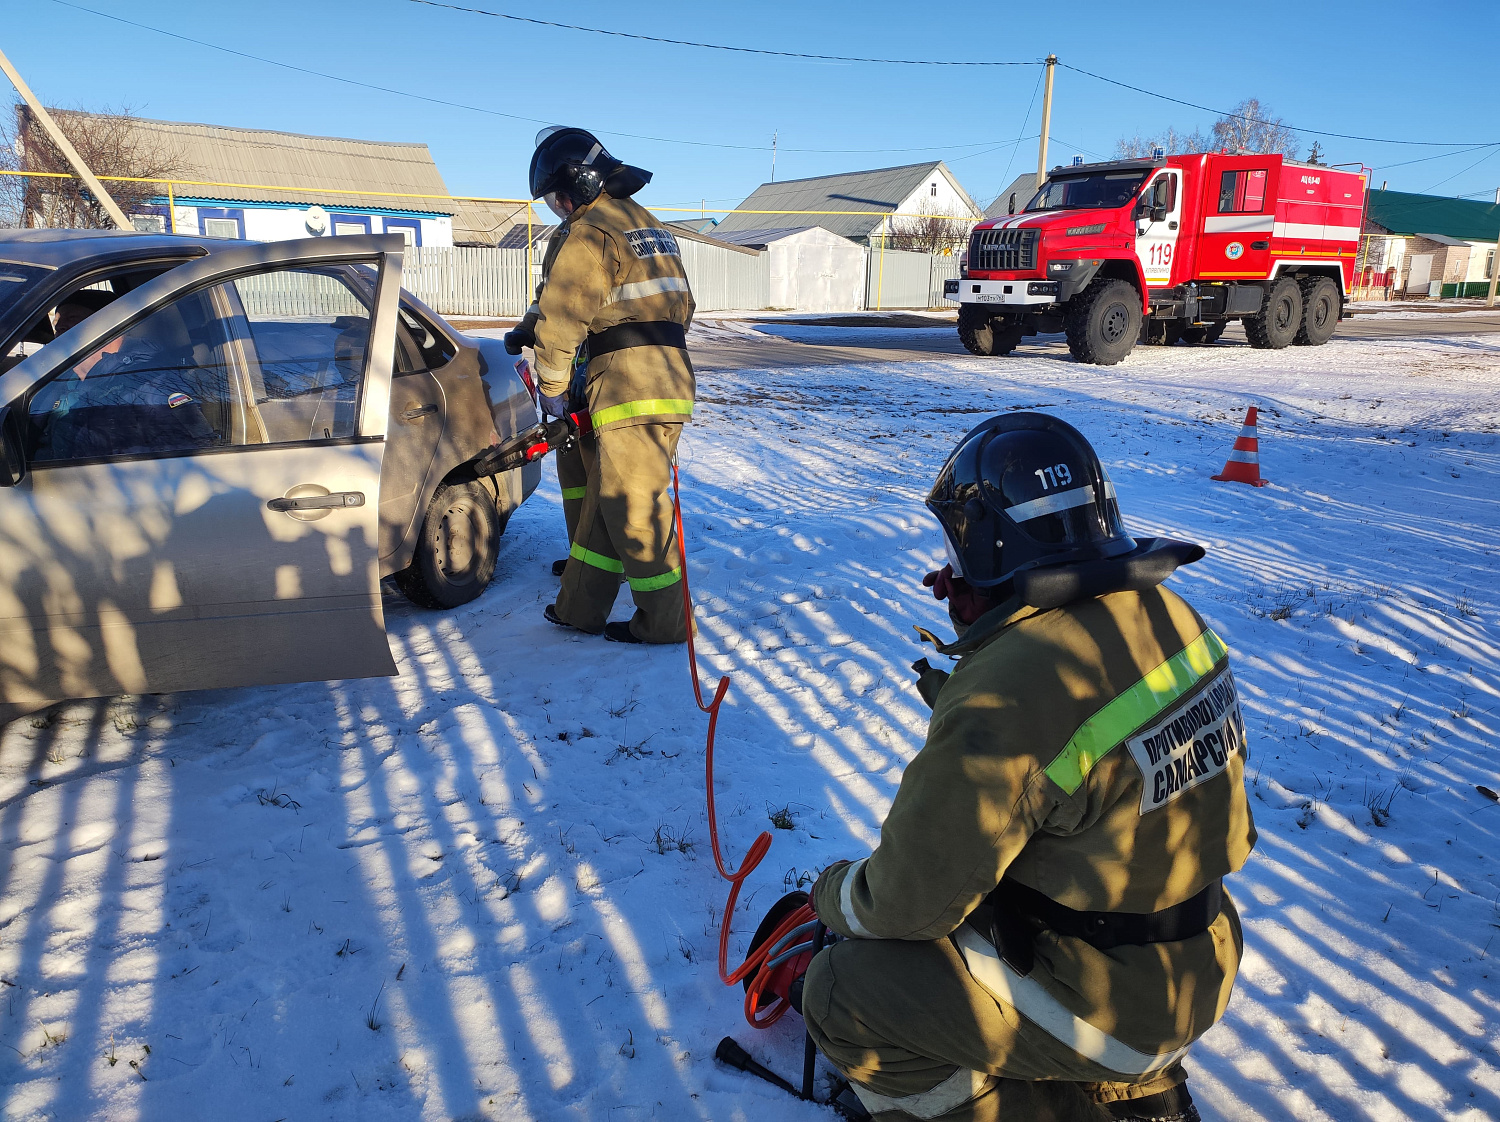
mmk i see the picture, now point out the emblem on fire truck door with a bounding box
[1225,242,1245,261]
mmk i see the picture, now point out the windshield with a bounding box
[1026,171,1150,212]
[0,262,52,317]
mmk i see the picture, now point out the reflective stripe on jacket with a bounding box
[532,195,696,432]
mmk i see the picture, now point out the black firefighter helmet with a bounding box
[529,126,652,212]
[926,413,1204,609]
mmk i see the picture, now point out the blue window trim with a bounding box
[148,196,445,219]
[330,213,373,237]
[197,206,246,239]
[381,217,423,246]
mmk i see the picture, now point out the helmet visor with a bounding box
[543,191,574,220]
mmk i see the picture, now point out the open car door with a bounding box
[0,235,404,715]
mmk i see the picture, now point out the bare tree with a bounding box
[883,204,972,255]
[1114,98,1300,161]
[1209,99,1299,159]
[1114,126,1210,159]
[1,104,192,229]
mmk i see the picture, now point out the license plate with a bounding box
[976,293,1002,303]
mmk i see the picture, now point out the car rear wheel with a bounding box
[395,479,504,609]
[957,307,1022,356]
[1295,277,1340,346]
[1181,322,1227,345]
[1065,278,1141,365]
[1245,277,1302,349]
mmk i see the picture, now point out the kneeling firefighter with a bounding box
[754,414,1257,1121]
[525,126,695,644]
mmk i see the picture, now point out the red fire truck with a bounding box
[945,152,1368,364]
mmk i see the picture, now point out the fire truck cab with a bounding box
[946,153,1367,365]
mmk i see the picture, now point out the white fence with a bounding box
[398,242,952,317]
[403,246,532,318]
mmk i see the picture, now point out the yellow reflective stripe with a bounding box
[590,398,694,428]
[569,541,623,574]
[628,567,681,593]
[560,486,588,500]
[1044,630,1229,795]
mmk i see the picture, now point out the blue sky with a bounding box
[8,0,1500,216]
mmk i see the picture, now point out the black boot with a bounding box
[1099,1083,1200,1122]
[603,621,643,644]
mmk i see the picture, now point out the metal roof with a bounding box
[984,173,1043,218]
[717,161,980,240]
[711,226,822,248]
[51,112,458,216]
[1366,189,1500,242]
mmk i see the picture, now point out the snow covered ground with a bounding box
[0,327,1497,1121]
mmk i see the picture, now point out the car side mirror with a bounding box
[1008,193,1017,215]
[1151,204,1169,222]
[0,405,27,488]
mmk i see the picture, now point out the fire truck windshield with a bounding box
[1026,171,1150,212]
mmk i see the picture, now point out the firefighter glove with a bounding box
[503,324,536,355]
[538,391,571,419]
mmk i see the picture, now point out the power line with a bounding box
[407,1,1043,66]
[40,1,1026,156]
[1372,143,1500,172]
[1059,63,1500,148]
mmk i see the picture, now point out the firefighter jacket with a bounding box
[531,194,696,433]
[811,585,1257,1074]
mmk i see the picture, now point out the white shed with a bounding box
[717,226,866,312]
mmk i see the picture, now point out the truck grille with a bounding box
[969,227,1038,272]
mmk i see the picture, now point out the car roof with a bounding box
[0,228,228,269]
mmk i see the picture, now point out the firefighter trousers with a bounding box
[555,428,594,545]
[554,421,689,643]
[802,931,1188,1121]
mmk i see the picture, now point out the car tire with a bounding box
[1245,277,1302,349]
[1181,322,1227,345]
[395,479,504,610]
[1294,277,1340,346]
[957,308,1021,356]
[1064,278,1141,366]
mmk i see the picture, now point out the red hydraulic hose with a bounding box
[671,462,816,1028]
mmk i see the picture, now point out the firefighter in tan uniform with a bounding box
[525,126,693,644]
[504,227,593,573]
[801,414,1256,1122]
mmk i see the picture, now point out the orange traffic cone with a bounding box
[1212,406,1268,487]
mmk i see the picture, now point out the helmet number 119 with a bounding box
[1035,464,1073,490]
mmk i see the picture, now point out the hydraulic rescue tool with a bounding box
[471,408,593,479]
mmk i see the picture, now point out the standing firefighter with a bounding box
[526,126,694,644]
[800,413,1256,1121]
[504,233,592,576]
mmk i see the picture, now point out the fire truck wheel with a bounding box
[1245,277,1303,349]
[1065,278,1141,366]
[958,309,1022,356]
[1295,277,1340,346]
[1181,323,1226,345]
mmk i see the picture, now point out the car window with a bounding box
[398,306,456,369]
[27,266,377,463]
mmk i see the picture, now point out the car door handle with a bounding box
[402,404,437,420]
[1168,221,1178,230]
[267,491,365,512]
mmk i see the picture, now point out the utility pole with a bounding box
[771,131,778,183]
[1036,54,1057,192]
[1488,238,1498,308]
[0,44,131,230]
